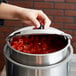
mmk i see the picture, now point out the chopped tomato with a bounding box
[10,34,66,54]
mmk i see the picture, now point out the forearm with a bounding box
[0,3,22,20]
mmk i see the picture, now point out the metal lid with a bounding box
[8,26,72,39]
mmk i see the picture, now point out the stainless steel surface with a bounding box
[6,44,69,66]
[2,54,76,76]
[4,45,73,76]
[6,26,71,66]
[7,26,72,38]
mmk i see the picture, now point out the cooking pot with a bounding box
[4,44,73,76]
[6,26,72,66]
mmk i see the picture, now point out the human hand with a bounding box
[0,3,51,28]
[17,8,51,29]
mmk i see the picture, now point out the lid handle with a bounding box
[38,24,44,29]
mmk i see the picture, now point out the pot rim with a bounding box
[4,45,73,69]
[6,26,71,56]
[7,38,70,56]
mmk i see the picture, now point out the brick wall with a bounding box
[0,0,76,71]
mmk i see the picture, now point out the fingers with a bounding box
[21,9,51,29]
[29,17,40,28]
[38,10,51,29]
[44,17,51,29]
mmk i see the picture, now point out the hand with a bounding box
[0,3,51,28]
[17,8,51,29]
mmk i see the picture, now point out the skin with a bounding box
[0,3,51,28]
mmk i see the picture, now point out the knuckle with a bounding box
[39,10,43,13]
[47,19,51,25]
[48,19,51,23]
[49,20,51,25]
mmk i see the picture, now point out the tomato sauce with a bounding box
[10,34,67,54]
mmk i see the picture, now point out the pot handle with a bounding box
[37,24,44,29]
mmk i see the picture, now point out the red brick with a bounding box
[72,42,76,49]
[65,10,76,16]
[34,2,53,9]
[33,0,45,1]
[51,23,63,29]
[66,0,76,2]
[54,17,73,23]
[0,38,6,45]
[12,27,25,32]
[5,20,23,27]
[47,0,64,2]
[14,0,33,1]
[0,45,4,53]
[55,3,75,10]
[61,29,73,35]
[72,36,76,42]
[3,32,12,38]
[74,48,76,53]
[0,27,14,32]
[64,24,76,30]
[0,53,5,63]
[8,1,13,4]
[35,0,64,2]
[44,9,64,16]
[73,31,76,36]
[0,46,4,54]
[9,1,33,8]
[0,70,2,76]
[0,60,5,70]
[0,32,4,38]
[74,17,76,23]
[0,38,6,53]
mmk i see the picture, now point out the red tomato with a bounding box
[11,35,66,54]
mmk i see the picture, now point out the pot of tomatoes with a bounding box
[6,26,72,66]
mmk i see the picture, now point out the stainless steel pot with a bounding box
[6,26,72,66]
[4,45,73,76]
